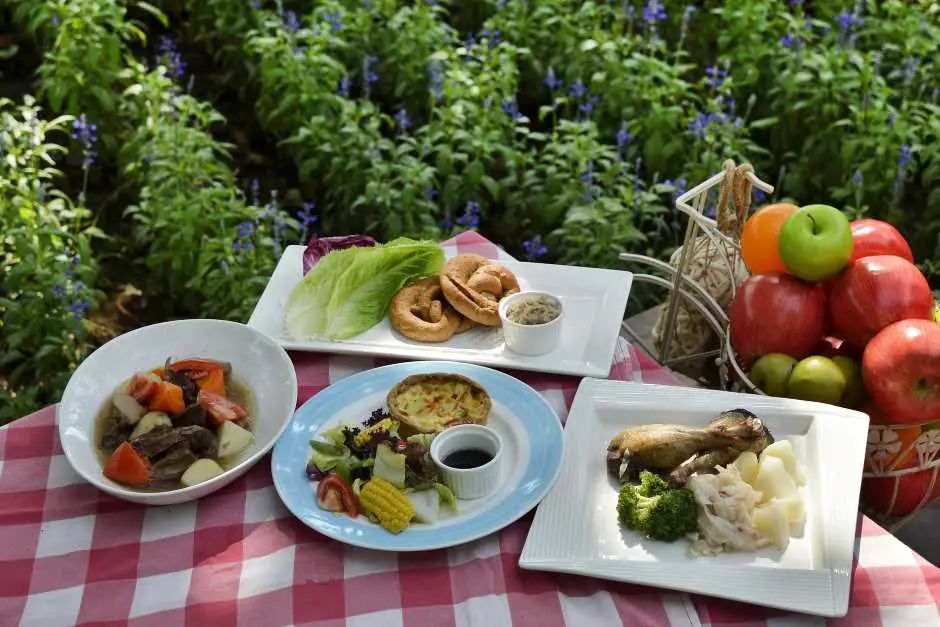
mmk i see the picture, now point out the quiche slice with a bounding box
[386,373,491,435]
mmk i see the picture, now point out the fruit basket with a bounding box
[620,160,940,530]
[619,159,772,391]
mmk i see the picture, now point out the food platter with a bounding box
[519,378,869,617]
[247,244,632,378]
[271,360,565,551]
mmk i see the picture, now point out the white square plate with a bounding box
[247,245,633,378]
[519,379,870,617]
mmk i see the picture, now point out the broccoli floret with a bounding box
[616,471,698,542]
[638,469,670,496]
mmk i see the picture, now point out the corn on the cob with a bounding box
[359,476,414,534]
[354,418,395,448]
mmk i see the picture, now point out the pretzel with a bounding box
[388,277,466,342]
[439,254,520,326]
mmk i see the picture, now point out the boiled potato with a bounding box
[753,502,790,550]
[217,421,254,458]
[181,459,224,487]
[130,411,172,440]
[760,440,804,485]
[753,455,797,502]
[772,493,806,534]
[733,451,760,485]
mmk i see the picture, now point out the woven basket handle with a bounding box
[715,160,755,240]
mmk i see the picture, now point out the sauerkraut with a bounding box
[686,464,770,557]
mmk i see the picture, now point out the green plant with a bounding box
[0,96,103,422]
[12,0,165,147]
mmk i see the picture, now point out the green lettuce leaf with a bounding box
[284,238,444,340]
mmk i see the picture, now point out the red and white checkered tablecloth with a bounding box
[2,232,940,627]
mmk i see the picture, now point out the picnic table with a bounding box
[2,232,939,627]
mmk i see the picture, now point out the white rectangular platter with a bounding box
[247,245,633,378]
[519,379,870,617]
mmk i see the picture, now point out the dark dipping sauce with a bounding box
[442,448,493,469]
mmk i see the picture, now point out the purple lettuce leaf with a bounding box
[302,234,378,275]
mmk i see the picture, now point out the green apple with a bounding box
[778,204,853,282]
[832,355,866,408]
[933,299,939,324]
[750,353,797,397]
[786,355,847,405]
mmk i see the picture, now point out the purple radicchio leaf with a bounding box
[302,234,378,275]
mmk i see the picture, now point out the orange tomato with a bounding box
[740,203,799,275]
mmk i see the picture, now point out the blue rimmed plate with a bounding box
[271,361,565,551]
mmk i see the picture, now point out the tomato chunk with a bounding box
[197,389,248,426]
[317,474,360,517]
[127,372,161,404]
[103,442,152,485]
[168,358,229,374]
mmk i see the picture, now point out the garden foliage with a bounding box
[2,0,938,420]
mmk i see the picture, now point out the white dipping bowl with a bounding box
[430,424,503,500]
[57,319,297,506]
[498,291,564,356]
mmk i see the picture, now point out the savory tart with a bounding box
[386,373,491,435]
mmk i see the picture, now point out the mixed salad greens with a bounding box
[306,408,457,533]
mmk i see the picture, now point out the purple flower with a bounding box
[568,80,588,99]
[427,61,444,101]
[233,220,256,253]
[642,0,666,25]
[852,169,864,188]
[894,144,912,193]
[580,163,594,202]
[394,108,412,132]
[523,235,548,259]
[249,1,262,9]
[296,202,318,226]
[705,65,728,89]
[456,201,480,228]
[250,179,261,205]
[544,67,563,91]
[687,111,719,139]
[501,96,523,121]
[72,114,98,168]
[363,55,379,92]
[887,111,896,127]
[425,188,438,201]
[754,189,767,203]
[780,33,795,48]
[337,75,352,98]
[280,10,300,34]
[682,5,696,27]
[156,37,187,79]
[579,95,601,117]
[324,12,344,33]
[480,29,502,47]
[616,123,634,153]
[902,57,920,82]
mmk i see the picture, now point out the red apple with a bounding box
[862,319,940,425]
[730,273,828,365]
[815,335,859,360]
[849,219,914,265]
[862,470,939,518]
[830,255,934,349]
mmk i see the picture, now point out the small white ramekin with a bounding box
[430,424,503,500]
[498,291,564,356]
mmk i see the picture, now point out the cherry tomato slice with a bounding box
[316,474,360,518]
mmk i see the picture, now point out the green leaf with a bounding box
[749,117,779,129]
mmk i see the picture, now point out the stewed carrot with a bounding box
[103,442,151,485]
[196,368,226,396]
[149,382,185,414]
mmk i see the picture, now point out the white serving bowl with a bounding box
[57,319,297,506]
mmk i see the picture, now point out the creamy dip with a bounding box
[505,295,561,325]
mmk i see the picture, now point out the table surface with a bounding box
[3,232,940,627]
